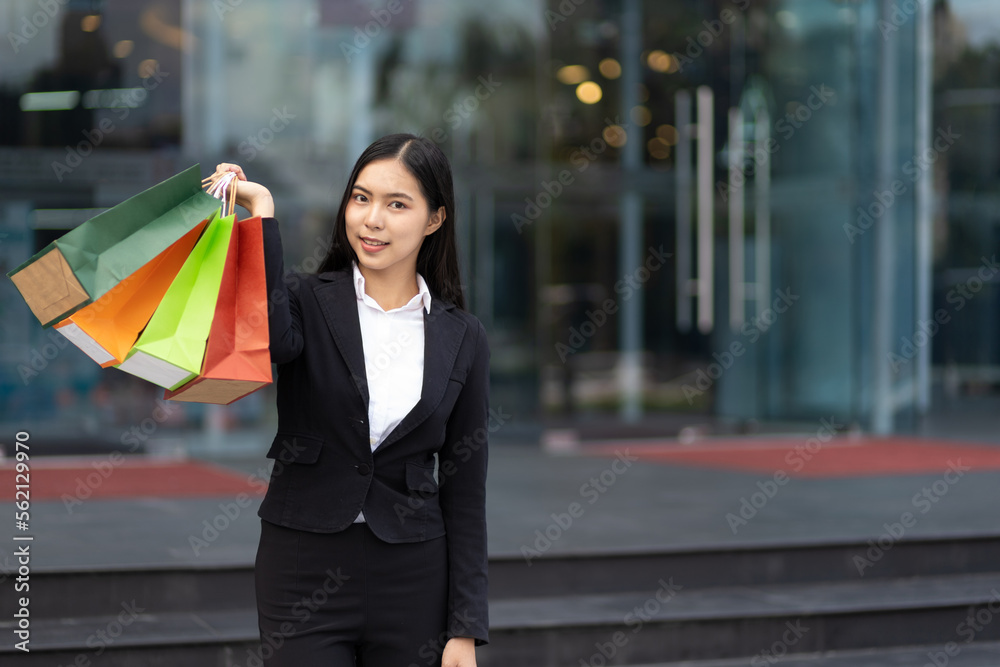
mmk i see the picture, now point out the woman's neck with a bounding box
[358,263,419,311]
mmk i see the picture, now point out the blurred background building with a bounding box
[0,0,996,451]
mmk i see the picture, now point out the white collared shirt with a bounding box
[352,261,429,522]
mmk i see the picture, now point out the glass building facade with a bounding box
[0,0,997,447]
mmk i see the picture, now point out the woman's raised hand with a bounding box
[205,163,275,218]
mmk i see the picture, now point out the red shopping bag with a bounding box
[163,216,272,404]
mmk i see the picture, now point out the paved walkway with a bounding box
[3,432,998,573]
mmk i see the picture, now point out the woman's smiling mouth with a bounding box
[361,237,389,250]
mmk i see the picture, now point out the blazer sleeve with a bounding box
[262,217,305,364]
[438,318,491,645]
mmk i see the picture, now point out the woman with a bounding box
[207,134,489,667]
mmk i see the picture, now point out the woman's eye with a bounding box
[353,194,367,203]
[389,201,405,210]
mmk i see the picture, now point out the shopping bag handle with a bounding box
[203,171,238,217]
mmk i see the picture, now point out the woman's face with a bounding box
[345,158,444,280]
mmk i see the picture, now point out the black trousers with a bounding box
[254,519,449,667]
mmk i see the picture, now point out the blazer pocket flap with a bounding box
[406,460,438,492]
[449,366,468,386]
[266,433,323,464]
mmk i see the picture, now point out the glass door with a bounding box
[922,0,1000,437]
[668,0,893,427]
[488,0,925,434]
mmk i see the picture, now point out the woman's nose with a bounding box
[365,207,383,229]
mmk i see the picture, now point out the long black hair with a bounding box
[318,133,465,310]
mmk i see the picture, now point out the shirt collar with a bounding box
[352,262,432,314]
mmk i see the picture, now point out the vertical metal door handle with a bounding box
[675,90,693,333]
[755,106,771,320]
[728,106,745,330]
[696,86,715,334]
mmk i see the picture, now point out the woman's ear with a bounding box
[425,206,446,236]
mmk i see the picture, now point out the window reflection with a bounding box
[0,0,996,440]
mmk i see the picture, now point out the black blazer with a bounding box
[258,218,490,644]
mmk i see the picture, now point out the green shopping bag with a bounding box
[8,164,221,328]
[115,212,235,390]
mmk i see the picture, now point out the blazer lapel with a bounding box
[314,270,369,407]
[380,297,466,449]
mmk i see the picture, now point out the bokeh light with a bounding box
[598,58,622,79]
[81,15,101,32]
[576,81,603,104]
[557,65,590,85]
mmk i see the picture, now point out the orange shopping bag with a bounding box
[54,216,213,367]
[163,215,272,405]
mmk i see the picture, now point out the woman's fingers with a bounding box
[202,164,248,193]
[214,163,247,181]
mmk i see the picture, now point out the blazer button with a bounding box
[358,463,372,475]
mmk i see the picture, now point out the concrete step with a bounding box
[5,534,999,619]
[4,573,999,666]
[639,640,1000,666]
[0,564,256,619]
[0,608,259,666]
[491,533,1000,599]
[476,572,1000,666]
